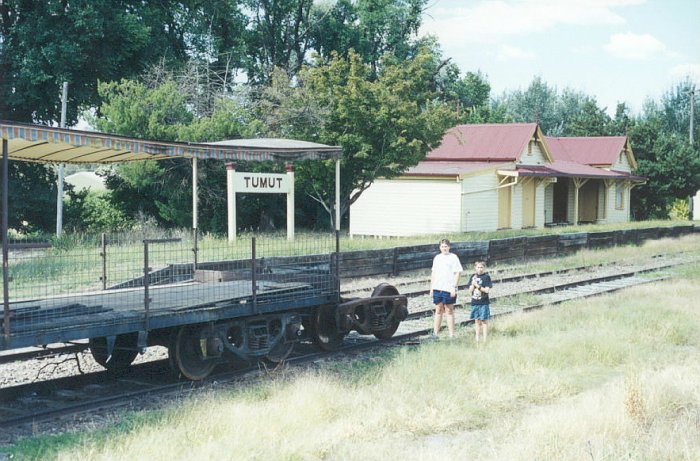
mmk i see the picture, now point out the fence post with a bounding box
[2,138,9,340]
[192,227,199,274]
[100,233,107,290]
[251,237,257,314]
[335,231,341,302]
[392,247,399,276]
[143,240,150,332]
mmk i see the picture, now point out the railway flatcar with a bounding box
[1,233,407,380]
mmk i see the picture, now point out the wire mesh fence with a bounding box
[1,231,339,344]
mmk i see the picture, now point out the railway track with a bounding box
[0,252,697,435]
[0,251,684,365]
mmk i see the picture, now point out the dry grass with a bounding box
[6,246,700,461]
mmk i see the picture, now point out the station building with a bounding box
[349,123,645,236]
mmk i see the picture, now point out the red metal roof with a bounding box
[545,136,627,166]
[404,161,507,177]
[505,161,644,181]
[427,123,538,161]
[402,124,643,182]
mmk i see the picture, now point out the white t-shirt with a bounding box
[431,253,463,292]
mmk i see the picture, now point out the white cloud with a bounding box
[420,0,639,46]
[498,45,536,60]
[604,32,666,59]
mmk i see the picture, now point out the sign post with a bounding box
[226,163,237,241]
[286,164,295,240]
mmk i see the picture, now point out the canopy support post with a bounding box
[3,138,10,341]
[56,81,68,236]
[335,159,340,231]
[192,157,198,231]
[226,163,236,242]
[286,164,295,240]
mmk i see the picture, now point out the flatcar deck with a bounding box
[1,279,333,351]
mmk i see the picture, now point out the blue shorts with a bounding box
[433,290,456,305]
[471,304,491,321]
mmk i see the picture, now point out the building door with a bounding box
[578,180,599,223]
[522,178,536,228]
[498,185,512,229]
[553,179,568,223]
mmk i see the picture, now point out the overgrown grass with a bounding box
[5,257,700,460]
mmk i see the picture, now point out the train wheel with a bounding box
[89,333,139,372]
[310,305,344,351]
[169,325,217,380]
[371,283,401,340]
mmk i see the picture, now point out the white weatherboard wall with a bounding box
[350,179,461,236]
[611,150,632,173]
[597,182,607,222]
[510,180,524,230]
[460,172,501,232]
[519,141,548,166]
[607,181,631,223]
[535,179,547,228]
[544,183,554,224]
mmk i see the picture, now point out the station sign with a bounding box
[234,172,289,193]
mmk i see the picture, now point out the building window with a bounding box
[615,184,625,209]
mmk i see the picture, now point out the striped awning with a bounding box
[0,121,342,164]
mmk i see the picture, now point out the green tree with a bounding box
[494,77,613,136]
[0,0,248,124]
[64,189,132,233]
[243,0,314,84]
[609,102,633,136]
[564,99,612,137]
[281,48,457,228]
[92,73,264,232]
[0,0,249,232]
[630,79,700,220]
[310,0,427,74]
[242,0,427,84]
[6,162,58,233]
[495,76,559,133]
[632,132,700,219]
[93,79,193,141]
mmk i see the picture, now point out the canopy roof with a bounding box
[0,121,342,164]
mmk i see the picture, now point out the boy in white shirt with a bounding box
[430,239,463,338]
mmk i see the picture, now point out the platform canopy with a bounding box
[0,120,342,164]
[1,120,343,234]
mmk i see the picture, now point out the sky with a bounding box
[419,0,700,116]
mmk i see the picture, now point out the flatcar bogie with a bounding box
[308,305,345,352]
[169,325,219,380]
[370,283,403,340]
